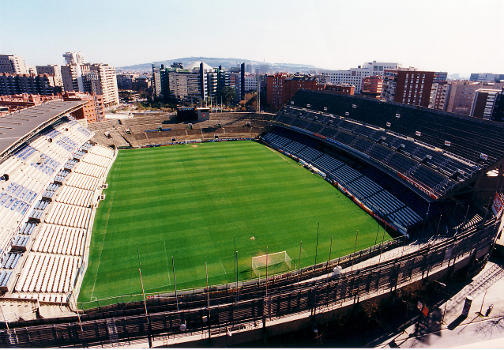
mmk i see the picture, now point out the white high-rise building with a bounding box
[63,52,86,66]
[0,54,28,74]
[322,61,398,94]
[87,64,119,108]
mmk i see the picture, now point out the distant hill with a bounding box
[118,57,319,74]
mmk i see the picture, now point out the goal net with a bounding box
[252,251,292,276]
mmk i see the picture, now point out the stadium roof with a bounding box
[0,100,85,158]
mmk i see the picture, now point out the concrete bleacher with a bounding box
[0,115,119,301]
[0,119,93,253]
[31,224,85,256]
[10,142,115,301]
[262,130,423,232]
[15,253,81,295]
[275,103,481,199]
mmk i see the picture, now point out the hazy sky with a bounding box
[1,0,502,75]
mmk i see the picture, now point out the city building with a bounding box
[117,73,150,92]
[361,76,383,98]
[116,73,135,90]
[243,73,258,92]
[325,83,355,95]
[87,64,119,108]
[63,91,105,123]
[0,54,28,74]
[229,71,242,102]
[160,65,170,98]
[168,70,204,103]
[470,88,503,120]
[382,69,435,107]
[492,90,504,122]
[151,62,244,105]
[266,73,288,110]
[0,73,60,96]
[469,73,504,83]
[61,64,84,92]
[429,81,451,111]
[241,63,245,100]
[132,76,150,91]
[36,65,63,87]
[266,73,324,110]
[63,52,85,65]
[151,65,162,98]
[434,72,448,82]
[0,94,61,113]
[446,81,504,115]
[322,61,398,94]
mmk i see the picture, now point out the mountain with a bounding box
[118,57,319,74]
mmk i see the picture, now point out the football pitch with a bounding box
[78,141,390,308]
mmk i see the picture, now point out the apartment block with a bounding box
[361,76,383,98]
[325,83,355,95]
[446,81,504,115]
[0,55,28,74]
[244,73,258,92]
[63,92,105,123]
[36,65,63,87]
[470,88,503,120]
[429,81,451,111]
[0,73,60,95]
[266,73,323,110]
[88,64,119,108]
[61,64,84,92]
[63,52,86,65]
[382,69,435,108]
[322,61,398,94]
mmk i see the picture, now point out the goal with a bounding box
[252,251,292,276]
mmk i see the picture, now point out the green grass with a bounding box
[78,141,390,307]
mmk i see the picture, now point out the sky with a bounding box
[0,0,502,76]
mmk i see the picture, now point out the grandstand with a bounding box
[0,102,116,303]
[87,111,271,148]
[264,90,504,237]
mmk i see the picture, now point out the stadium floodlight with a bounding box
[252,251,292,276]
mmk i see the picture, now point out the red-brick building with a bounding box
[325,83,355,96]
[63,92,105,123]
[382,69,435,107]
[266,74,323,110]
[361,76,383,98]
[0,94,61,113]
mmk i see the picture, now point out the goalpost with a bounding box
[252,250,292,276]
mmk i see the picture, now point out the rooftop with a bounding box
[0,100,85,158]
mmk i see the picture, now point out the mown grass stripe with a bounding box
[78,141,390,307]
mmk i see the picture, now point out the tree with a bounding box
[221,86,236,105]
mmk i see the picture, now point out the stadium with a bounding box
[0,90,502,346]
